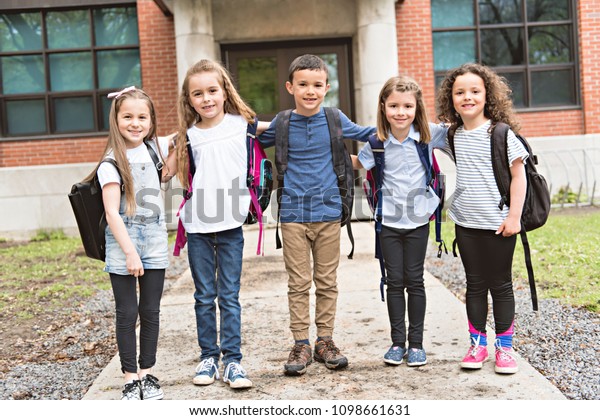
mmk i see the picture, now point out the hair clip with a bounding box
[107,86,136,99]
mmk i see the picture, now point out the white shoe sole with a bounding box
[224,378,253,389]
[460,356,489,369]
[495,365,519,374]
[193,375,217,385]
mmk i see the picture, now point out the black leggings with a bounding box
[110,269,165,374]
[380,223,429,349]
[455,225,515,335]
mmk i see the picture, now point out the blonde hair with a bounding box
[84,88,161,216]
[436,62,520,133]
[175,59,256,189]
[375,75,431,144]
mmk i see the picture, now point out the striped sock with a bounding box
[496,321,515,348]
[468,321,487,346]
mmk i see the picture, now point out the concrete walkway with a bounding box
[84,221,565,401]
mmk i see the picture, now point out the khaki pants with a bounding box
[281,221,341,341]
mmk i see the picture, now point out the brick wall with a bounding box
[138,0,179,137]
[578,0,600,134]
[0,0,178,168]
[395,0,588,138]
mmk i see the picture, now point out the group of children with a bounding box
[92,53,527,400]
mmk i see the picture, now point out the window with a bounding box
[431,0,578,109]
[0,6,140,138]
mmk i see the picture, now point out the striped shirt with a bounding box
[448,120,528,231]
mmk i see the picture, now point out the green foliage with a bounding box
[552,186,587,204]
[0,234,107,320]
[438,207,600,313]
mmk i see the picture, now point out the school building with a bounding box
[1,0,598,237]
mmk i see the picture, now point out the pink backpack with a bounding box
[173,118,273,256]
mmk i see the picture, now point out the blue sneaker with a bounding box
[193,357,219,385]
[406,348,427,367]
[223,362,253,389]
[383,346,407,365]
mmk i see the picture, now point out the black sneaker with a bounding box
[314,337,348,370]
[140,374,164,400]
[284,343,312,376]
[121,380,142,400]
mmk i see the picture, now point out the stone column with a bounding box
[355,0,399,125]
[173,0,216,85]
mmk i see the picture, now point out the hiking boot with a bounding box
[121,380,142,400]
[495,342,518,374]
[193,357,219,385]
[406,348,427,367]
[314,337,348,370]
[284,343,312,376]
[223,362,253,389]
[140,374,164,400]
[383,346,406,365]
[460,339,489,369]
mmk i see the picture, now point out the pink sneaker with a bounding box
[495,345,518,374]
[460,341,489,369]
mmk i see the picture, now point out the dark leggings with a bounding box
[110,269,165,374]
[455,225,515,335]
[380,223,429,349]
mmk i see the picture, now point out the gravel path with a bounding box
[425,243,600,400]
[1,241,598,400]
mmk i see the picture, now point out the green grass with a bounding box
[0,230,107,319]
[438,207,600,313]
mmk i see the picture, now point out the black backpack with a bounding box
[68,141,163,261]
[448,122,551,310]
[274,107,356,258]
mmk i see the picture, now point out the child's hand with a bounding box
[126,252,144,278]
[496,216,521,237]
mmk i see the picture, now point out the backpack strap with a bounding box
[414,141,446,256]
[274,109,292,250]
[144,140,164,182]
[367,134,386,301]
[173,135,194,256]
[324,107,354,259]
[490,122,511,210]
[246,117,265,255]
[520,230,539,311]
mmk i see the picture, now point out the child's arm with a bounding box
[351,154,364,170]
[161,134,177,183]
[257,120,270,135]
[496,159,526,237]
[339,110,375,141]
[103,183,144,277]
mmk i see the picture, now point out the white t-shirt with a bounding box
[97,138,169,218]
[448,120,529,230]
[180,113,251,233]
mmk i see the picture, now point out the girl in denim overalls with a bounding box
[163,60,266,390]
[93,87,170,399]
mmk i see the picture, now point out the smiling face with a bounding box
[384,90,417,142]
[188,71,227,128]
[452,72,488,129]
[117,98,152,148]
[285,68,330,117]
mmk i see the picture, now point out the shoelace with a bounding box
[290,344,307,359]
[468,335,483,357]
[226,363,246,378]
[142,374,160,389]
[196,358,217,375]
[496,346,516,362]
[123,380,141,397]
[319,340,340,357]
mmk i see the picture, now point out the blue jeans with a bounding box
[187,227,244,365]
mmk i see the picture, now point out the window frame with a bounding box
[0,2,140,141]
[431,0,580,112]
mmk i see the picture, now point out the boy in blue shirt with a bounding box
[259,54,374,376]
